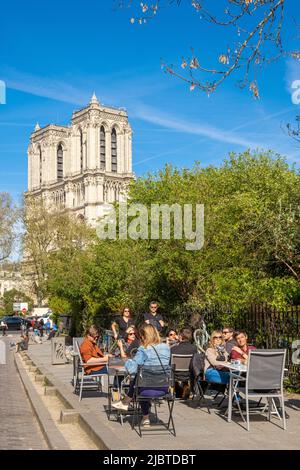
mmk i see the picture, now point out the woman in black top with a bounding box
[117,326,140,358]
[111,307,135,339]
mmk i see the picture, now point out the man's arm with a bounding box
[86,356,110,364]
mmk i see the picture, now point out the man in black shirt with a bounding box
[171,328,197,358]
[144,301,164,333]
[222,326,236,354]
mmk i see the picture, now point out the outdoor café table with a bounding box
[107,357,130,423]
[108,357,128,399]
[226,362,248,423]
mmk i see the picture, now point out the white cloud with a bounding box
[2,68,88,105]
[132,103,263,148]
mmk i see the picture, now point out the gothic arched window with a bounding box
[100,126,106,170]
[79,128,84,172]
[111,128,117,173]
[57,144,63,181]
[39,146,42,186]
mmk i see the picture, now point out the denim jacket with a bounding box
[125,342,170,375]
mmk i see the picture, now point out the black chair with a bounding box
[171,353,194,399]
[131,364,176,437]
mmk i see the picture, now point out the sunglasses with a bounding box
[222,331,230,334]
[213,336,222,339]
[128,332,135,336]
[169,333,176,337]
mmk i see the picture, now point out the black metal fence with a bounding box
[200,303,300,385]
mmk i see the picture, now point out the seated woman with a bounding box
[117,326,140,358]
[165,329,179,347]
[204,330,230,385]
[111,307,135,340]
[112,324,170,427]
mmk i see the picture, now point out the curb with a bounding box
[15,354,70,450]
[18,352,130,450]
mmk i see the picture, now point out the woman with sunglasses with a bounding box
[117,326,140,358]
[111,307,135,340]
[166,329,179,347]
[204,330,230,385]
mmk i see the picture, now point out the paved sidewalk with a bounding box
[26,341,300,450]
[0,337,48,450]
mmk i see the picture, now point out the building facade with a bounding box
[0,268,22,298]
[26,94,134,224]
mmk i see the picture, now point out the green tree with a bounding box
[3,288,34,316]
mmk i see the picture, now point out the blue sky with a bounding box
[1,0,300,205]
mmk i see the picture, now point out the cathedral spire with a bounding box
[90,92,99,105]
[34,122,41,131]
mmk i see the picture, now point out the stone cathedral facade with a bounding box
[26,94,134,224]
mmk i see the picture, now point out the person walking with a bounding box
[1,320,8,336]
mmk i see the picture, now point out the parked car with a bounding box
[2,315,23,331]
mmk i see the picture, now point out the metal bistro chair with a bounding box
[228,349,287,431]
[171,354,194,399]
[74,340,107,401]
[72,337,84,388]
[132,364,176,437]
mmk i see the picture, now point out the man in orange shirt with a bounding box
[80,325,112,375]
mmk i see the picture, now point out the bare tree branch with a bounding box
[116,0,299,97]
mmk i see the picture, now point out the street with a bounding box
[0,335,48,450]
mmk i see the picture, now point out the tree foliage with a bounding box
[22,196,95,306]
[43,150,300,333]
[0,193,18,262]
[2,288,34,316]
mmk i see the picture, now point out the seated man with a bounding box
[144,301,164,333]
[79,325,112,375]
[15,334,29,353]
[47,323,58,340]
[170,327,198,398]
[222,327,236,354]
[230,330,256,364]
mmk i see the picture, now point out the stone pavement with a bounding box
[0,337,48,450]
[24,340,300,450]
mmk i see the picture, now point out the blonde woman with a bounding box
[112,324,170,427]
[204,330,230,385]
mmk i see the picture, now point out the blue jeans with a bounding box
[90,366,108,375]
[205,368,230,384]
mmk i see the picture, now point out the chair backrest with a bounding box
[136,364,173,389]
[73,337,84,352]
[247,349,286,391]
[171,354,193,372]
[74,340,85,365]
[191,352,206,378]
